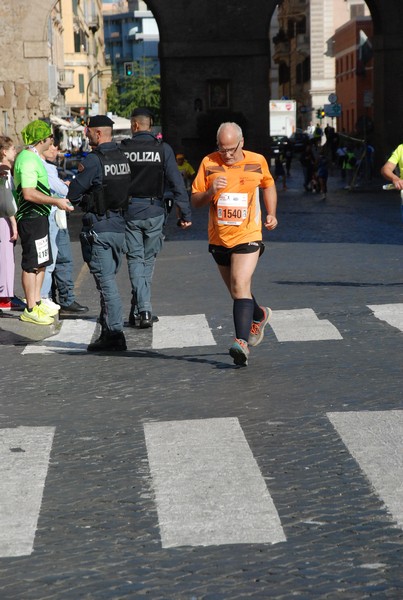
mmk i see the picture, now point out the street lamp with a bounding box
[85,68,111,118]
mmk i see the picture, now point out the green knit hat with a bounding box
[21,120,52,145]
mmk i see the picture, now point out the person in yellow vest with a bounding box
[175,153,195,196]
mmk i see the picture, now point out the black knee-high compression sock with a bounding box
[252,295,264,322]
[233,298,254,342]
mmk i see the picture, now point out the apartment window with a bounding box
[296,17,306,35]
[72,0,78,16]
[279,62,290,84]
[302,57,310,82]
[74,29,87,53]
[296,63,302,84]
[79,74,84,94]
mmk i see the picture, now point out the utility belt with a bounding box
[82,209,124,226]
[129,197,165,208]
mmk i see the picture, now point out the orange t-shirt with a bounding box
[192,149,274,247]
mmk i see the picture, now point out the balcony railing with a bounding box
[86,13,100,32]
[58,69,75,90]
[273,41,291,63]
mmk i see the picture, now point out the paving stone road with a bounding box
[0,160,402,599]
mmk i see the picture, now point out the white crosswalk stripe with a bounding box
[22,319,97,355]
[327,410,403,530]
[367,303,403,332]
[269,308,343,342]
[1,413,402,556]
[152,314,216,349]
[144,417,286,547]
[0,427,55,557]
[15,303,403,355]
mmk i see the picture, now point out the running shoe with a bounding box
[0,298,11,311]
[20,306,54,325]
[10,296,26,310]
[37,301,59,317]
[248,306,272,347]
[41,297,61,310]
[229,338,250,366]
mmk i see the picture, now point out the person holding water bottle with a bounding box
[380,144,403,221]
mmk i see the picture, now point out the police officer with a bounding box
[121,107,192,328]
[67,115,131,352]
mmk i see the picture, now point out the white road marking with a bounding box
[152,314,216,349]
[270,308,342,342]
[22,319,97,354]
[367,303,403,332]
[0,427,55,557]
[144,417,286,548]
[327,410,403,530]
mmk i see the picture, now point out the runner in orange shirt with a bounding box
[192,122,278,366]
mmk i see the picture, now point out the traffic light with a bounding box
[316,109,321,119]
[124,62,133,77]
[321,109,325,118]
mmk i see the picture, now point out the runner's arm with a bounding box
[380,160,403,190]
[262,184,278,230]
[21,188,74,211]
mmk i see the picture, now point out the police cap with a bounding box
[86,115,115,128]
[131,107,154,119]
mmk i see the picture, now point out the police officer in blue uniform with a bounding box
[67,115,131,352]
[121,108,192,328]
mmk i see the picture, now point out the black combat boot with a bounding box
[139,311,153,328]
[87,330,127,352]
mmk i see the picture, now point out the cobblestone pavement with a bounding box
[0,161,402,599]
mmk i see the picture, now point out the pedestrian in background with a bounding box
[121,107,192,329]
[40,141,88,316]
[14,120,73,326]
[274,154,287,191]
[192,122,277,367]
[67,115,131,351]
[0,136,20,312]
[316,150,329,201]
[175,153,196,196]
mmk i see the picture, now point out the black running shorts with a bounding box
[208,241,265,267]
[17,216,53,272]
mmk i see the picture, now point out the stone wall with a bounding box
[0,0,54,144]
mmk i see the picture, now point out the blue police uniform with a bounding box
[67,138,131,350]
[121,130,191,327]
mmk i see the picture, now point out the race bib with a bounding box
[217,193,248,226]
[35,235,50,264]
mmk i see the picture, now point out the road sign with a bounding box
[324,103,341,117]
[328,93,338,104]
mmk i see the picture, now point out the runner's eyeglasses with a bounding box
[217,140,241,155]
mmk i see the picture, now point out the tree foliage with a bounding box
[106,59,161,122]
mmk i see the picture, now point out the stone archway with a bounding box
[146,0,277,163]
[146,0,403,168]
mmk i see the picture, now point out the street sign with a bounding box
[324,103,341,117]
[328,93,338,104]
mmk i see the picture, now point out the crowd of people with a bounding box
[271,122,376,199]
[1,110,398,367]
[0,111,193,352]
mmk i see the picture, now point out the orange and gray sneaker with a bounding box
[229,338,250,366]
[20,305,54,325]
[248,307,272,347]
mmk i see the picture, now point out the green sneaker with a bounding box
[248,307,272,347]
[20,306,54,325]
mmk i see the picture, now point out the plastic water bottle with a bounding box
[382,183,395,190]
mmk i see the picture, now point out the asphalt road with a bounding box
[0,162,402,599]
